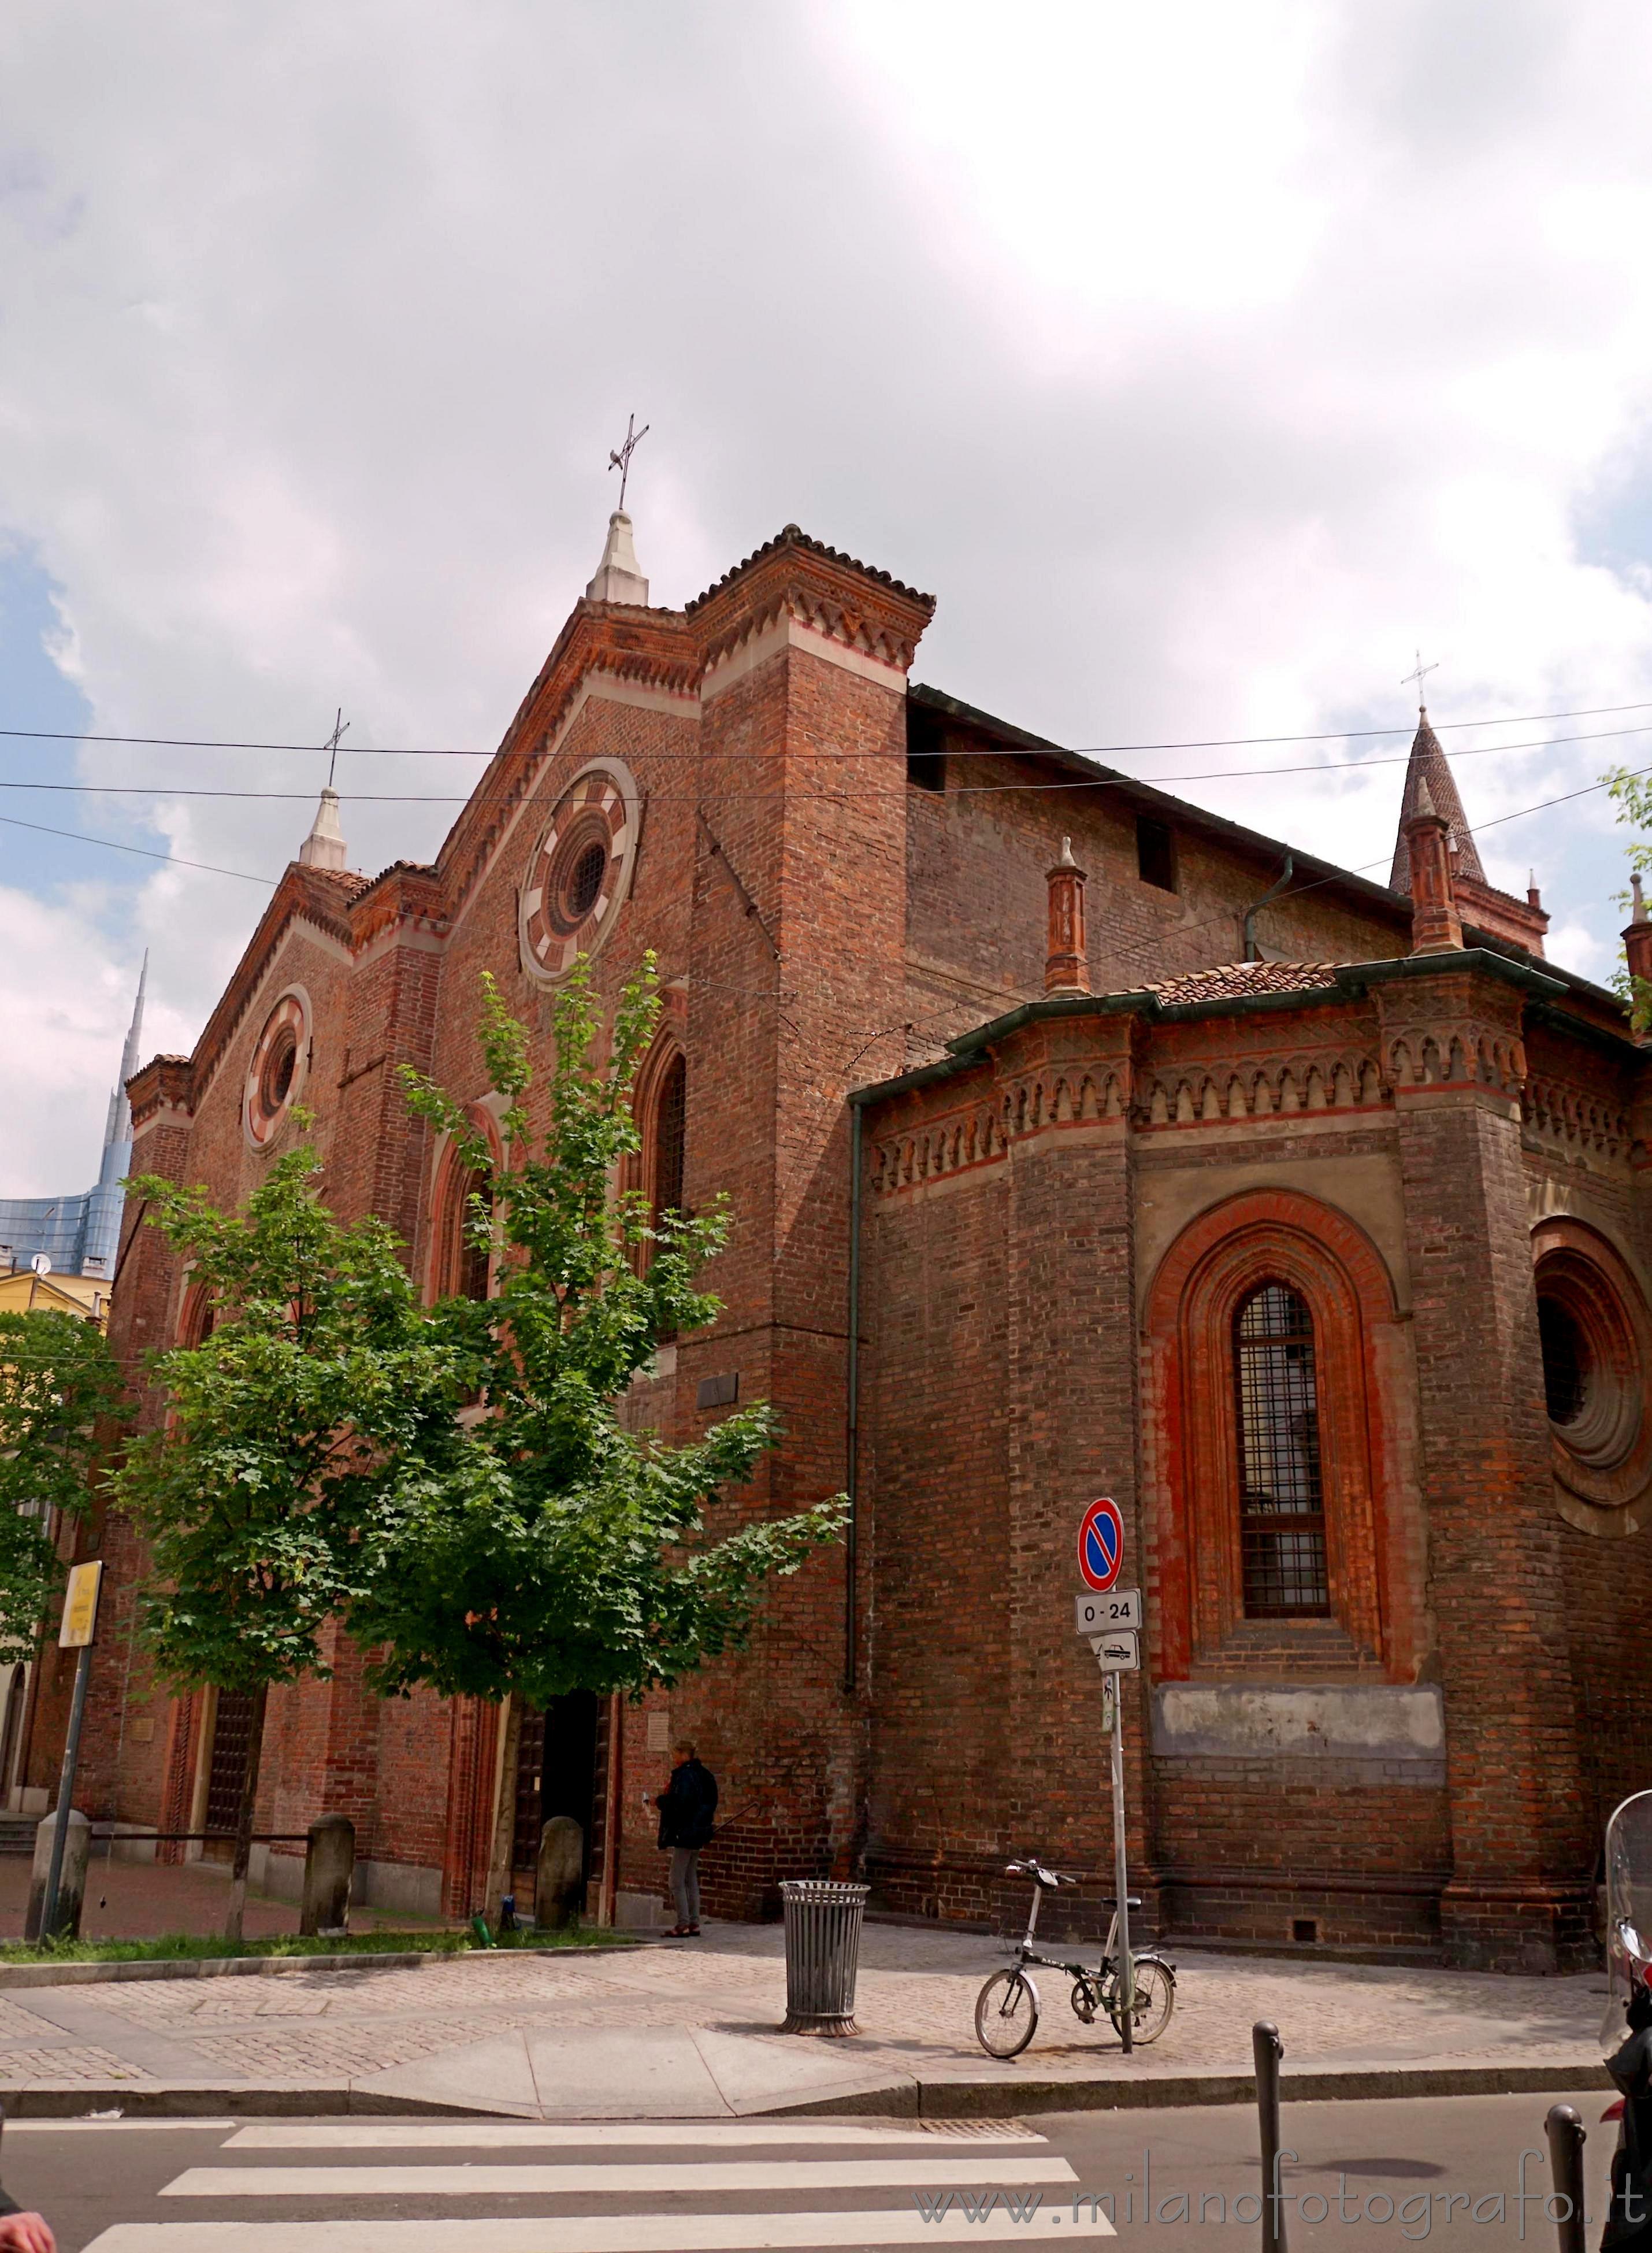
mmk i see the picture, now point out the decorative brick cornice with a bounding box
[129,1054,194,1130]
[1523,1070,1633,1166]
[347,861,449,952]
[432,604,697,921]
[177,864,367,1117]
[1141,1050,1387,1127]
[686,525,935,680]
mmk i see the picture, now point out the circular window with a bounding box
[519,759,640,985]
[243,989,310,1150]
[1532,1219,1652,1530]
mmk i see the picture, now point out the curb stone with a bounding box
[0,1941,643,1991]
[0,2059,1609,2121]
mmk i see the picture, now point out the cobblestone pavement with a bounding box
[0,1918,1610,2100]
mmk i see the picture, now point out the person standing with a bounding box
[656,1740,717,1937]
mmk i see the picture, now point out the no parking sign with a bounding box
[1076,1496,1124,1592]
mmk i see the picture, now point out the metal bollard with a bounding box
[778,1879,868,2036]
[1253,2020,1288,2253]
[1545,2104,1586,2253]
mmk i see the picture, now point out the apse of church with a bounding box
[77,505,1652,1972]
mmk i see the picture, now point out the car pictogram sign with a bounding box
[1077,1496,1124,1592]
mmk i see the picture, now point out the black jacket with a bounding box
[657,1758,718,1850]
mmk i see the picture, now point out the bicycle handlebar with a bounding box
[1005,1856,1077,1888]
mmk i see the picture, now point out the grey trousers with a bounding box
[670,1847,701,1928]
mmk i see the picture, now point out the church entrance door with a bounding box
[511,1692,599,1909]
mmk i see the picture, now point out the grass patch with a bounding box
[0,1925,634,1966]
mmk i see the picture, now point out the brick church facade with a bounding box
[49,512,1652,1971]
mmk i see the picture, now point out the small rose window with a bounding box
[1533,1219,1652,1531]
[244,990,310,1150]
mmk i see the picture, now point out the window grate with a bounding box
[654,1054,686,1222]
[205,1691,257,1842]
[448,1169,493,1303]
[1538,1296,1588,1425]
[1234,1281,1329,1616]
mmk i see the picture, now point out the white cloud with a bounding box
[0,884,186,1196]
[3,0,1652,1191]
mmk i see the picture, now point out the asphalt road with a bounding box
[0,2089,1615,2251]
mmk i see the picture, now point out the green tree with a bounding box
[0,1309,122,1665]
[106,1140,481,1936]
[1606,765,1652,1032]
[350,959,843,1899]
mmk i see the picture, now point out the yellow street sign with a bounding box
[58,1561,103,1650]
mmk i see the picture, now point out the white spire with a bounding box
[585,511,649,606]
[98,952,147,1184]
[298,785,348,872]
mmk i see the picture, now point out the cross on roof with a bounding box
[1402,650,1439,711]
[607,414,649,512]
[322,708,349,788]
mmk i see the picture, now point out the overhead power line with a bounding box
[5,694,1652,763]
[4,765,1641,897]
[3,720,1652,805]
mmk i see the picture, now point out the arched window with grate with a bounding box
[652,1052,686,1230]
[441,1166,493,1303]
[1233,1281,1329,1617]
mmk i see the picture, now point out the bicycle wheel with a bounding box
[975,1967,1040,2058]
[1105,1954,1176,2045]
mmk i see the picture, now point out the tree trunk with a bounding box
[482,1695,521,1928]
[223,1682,269,1942]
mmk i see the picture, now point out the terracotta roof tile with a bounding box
[1146,962,1342,1007]
[685,523,934,616]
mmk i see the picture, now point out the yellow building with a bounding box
[0,1263,110,1327]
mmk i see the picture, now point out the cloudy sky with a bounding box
[5,1,1652,1195]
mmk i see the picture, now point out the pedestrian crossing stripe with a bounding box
[225,2121,1045,2148]
[84,2212,1116,2250]
[162,2155,1078,2198]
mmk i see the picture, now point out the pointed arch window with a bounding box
[1233,1281,1329,1617]
[652,1052,686,1231]
[439,1166,494,1303]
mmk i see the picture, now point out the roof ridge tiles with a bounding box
[684,523,934,616]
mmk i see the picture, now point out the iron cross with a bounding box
[1402,650,1439,709]
[608,414,649,511]
[322,708,349,788]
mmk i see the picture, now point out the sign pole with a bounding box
[40,1562,102,1943]
[1109,1670,1134,2054]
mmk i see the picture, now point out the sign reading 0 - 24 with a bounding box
[518,758,641,985]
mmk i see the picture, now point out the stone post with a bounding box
[26,1807,90,1942]
[299,1814,354,1937]
[536,1817,585,1929]
[1045,838,1090,994]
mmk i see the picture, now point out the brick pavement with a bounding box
[0,1850,435,1942]
[0,1918,1609,2109]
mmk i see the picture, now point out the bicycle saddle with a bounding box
[1005,1856,1076,1889]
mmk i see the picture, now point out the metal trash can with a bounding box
[779,1878,869,2036]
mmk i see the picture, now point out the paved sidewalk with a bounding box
[0,1918,1612,2118]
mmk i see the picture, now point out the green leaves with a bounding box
[0,1311,122,1666]
[362,957,844,1706]
[114,954,844,1717]
[108,1146,480,1696]
[1606,765,1652,1032]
